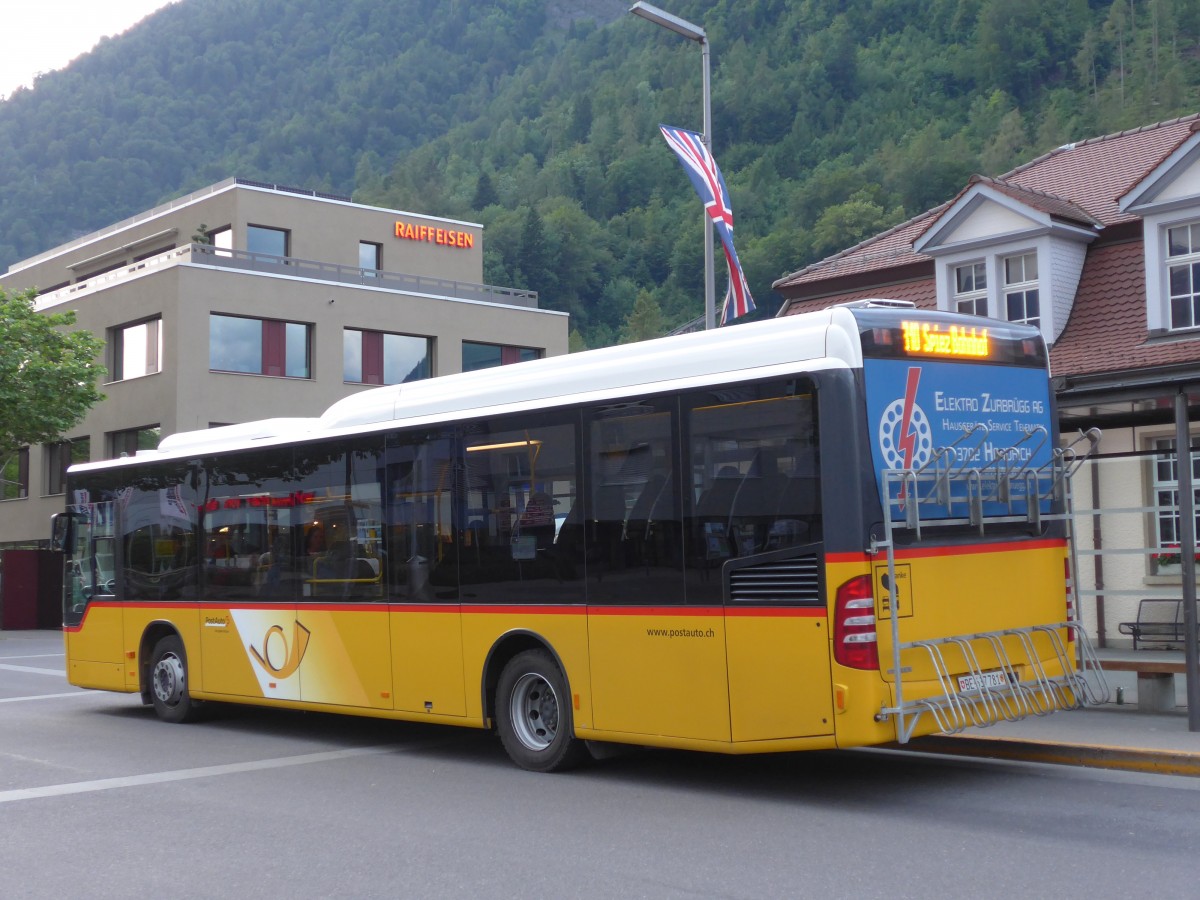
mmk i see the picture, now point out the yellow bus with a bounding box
[52,303,1104,771]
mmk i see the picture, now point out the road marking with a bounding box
[0,663,66,677]
[0,691,98,704]
[0,654,65,661]
[0,745,398,804]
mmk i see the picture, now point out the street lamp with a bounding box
[630,2,715,330]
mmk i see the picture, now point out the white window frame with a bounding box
[1165,220,1200,331]
[953,261,988,316]
[1150,436,1200,565]
[1002,251,1040,327]
[937,246,1044,330]
[109,316,162,382]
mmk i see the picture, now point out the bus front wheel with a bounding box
[149,635,200,724]
[496,650,587,772]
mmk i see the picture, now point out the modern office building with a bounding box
[0,178,569,551]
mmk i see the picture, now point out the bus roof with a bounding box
[76,304,891,473]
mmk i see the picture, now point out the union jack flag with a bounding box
[659,124,756,323]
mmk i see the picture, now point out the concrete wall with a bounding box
[3,180,483,291]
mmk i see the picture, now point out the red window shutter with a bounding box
[262,320,285,376]
[363,331,384,385]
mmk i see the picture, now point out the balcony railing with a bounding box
[35,243,538,310]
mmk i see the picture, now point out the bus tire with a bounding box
[496,649,587,772]
[149,635,200,724]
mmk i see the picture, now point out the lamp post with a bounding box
[630,2,715,330]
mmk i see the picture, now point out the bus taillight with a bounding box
[834,575,879,670]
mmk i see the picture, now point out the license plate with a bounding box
[957,670,1015,692]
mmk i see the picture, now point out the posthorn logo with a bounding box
[878,367,932,471]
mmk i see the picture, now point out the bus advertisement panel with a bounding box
[864,357,1055,518]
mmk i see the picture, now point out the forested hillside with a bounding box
[2,0,1198,347]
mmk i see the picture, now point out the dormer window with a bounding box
[954,262,987,316]
[1003,252,1039,327]
[1167,221,1200,330]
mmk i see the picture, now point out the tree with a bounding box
[809,191,900,260]
[0,287,106,461]
[620,290,666,344]
[471,171,500,211]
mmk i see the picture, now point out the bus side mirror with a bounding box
[50,512,75,553]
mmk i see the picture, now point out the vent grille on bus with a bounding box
[728,554,821,604]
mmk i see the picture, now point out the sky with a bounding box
[0,0,177,99]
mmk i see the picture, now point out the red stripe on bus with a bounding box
[827,538,1064,565]
[587,606,724,617]
[724,606,825,617]
[891,538,1065,559]
[66,602,829,629]
[460,605,584,616]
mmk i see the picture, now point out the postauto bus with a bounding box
[52,302,1103,772]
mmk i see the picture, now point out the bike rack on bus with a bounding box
[873,427,1108,744]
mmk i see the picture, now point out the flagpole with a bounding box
[700,35,715,330]
[630,2,716,330]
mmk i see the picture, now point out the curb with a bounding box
[898,734,1200,778]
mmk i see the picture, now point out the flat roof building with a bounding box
[0,178,569,550]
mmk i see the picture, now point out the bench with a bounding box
[1117,599,1188,649]
[1097,657,1186,713]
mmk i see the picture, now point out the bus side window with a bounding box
[685,382,820,602]
[586,398,684,605]
[459,411,584,604]
[386,433,455,603]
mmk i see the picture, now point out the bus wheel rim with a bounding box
[509,671,558,752]
[153,653,185,706]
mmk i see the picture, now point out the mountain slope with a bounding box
[1,0,1197,347]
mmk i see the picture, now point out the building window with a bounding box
[1,448,29,500]
[359,241,382,275]
[462,342,541,372]
[209,225,233,257]
[1003,252,1039,326]
[110,317,162,381]
[46,438,90,496]
[1167,222,1200,330]
[247,225,289,259]
[344,329,432,385]
[953,262,988,316]
[1151,437,1200,564]
[108,426,160,459]
[210,314,311,378]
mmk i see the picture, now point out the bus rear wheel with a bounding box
[149,635,200,724]
[496,650,587,772]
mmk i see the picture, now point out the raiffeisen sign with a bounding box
[394,221,475,249]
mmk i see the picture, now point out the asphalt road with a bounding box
[4,629,1200,899]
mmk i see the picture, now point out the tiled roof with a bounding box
[1004,116,1200,226]
[1049,239,1200,377]
[775,115,1200,292]
[780,277,935,317]
[774,207,945,288]
[773,114,1200,382]
[962,175,1103,228]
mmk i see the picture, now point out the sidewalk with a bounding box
[906,648,1200,776]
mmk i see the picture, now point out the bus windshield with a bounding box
[62,498,117,623]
